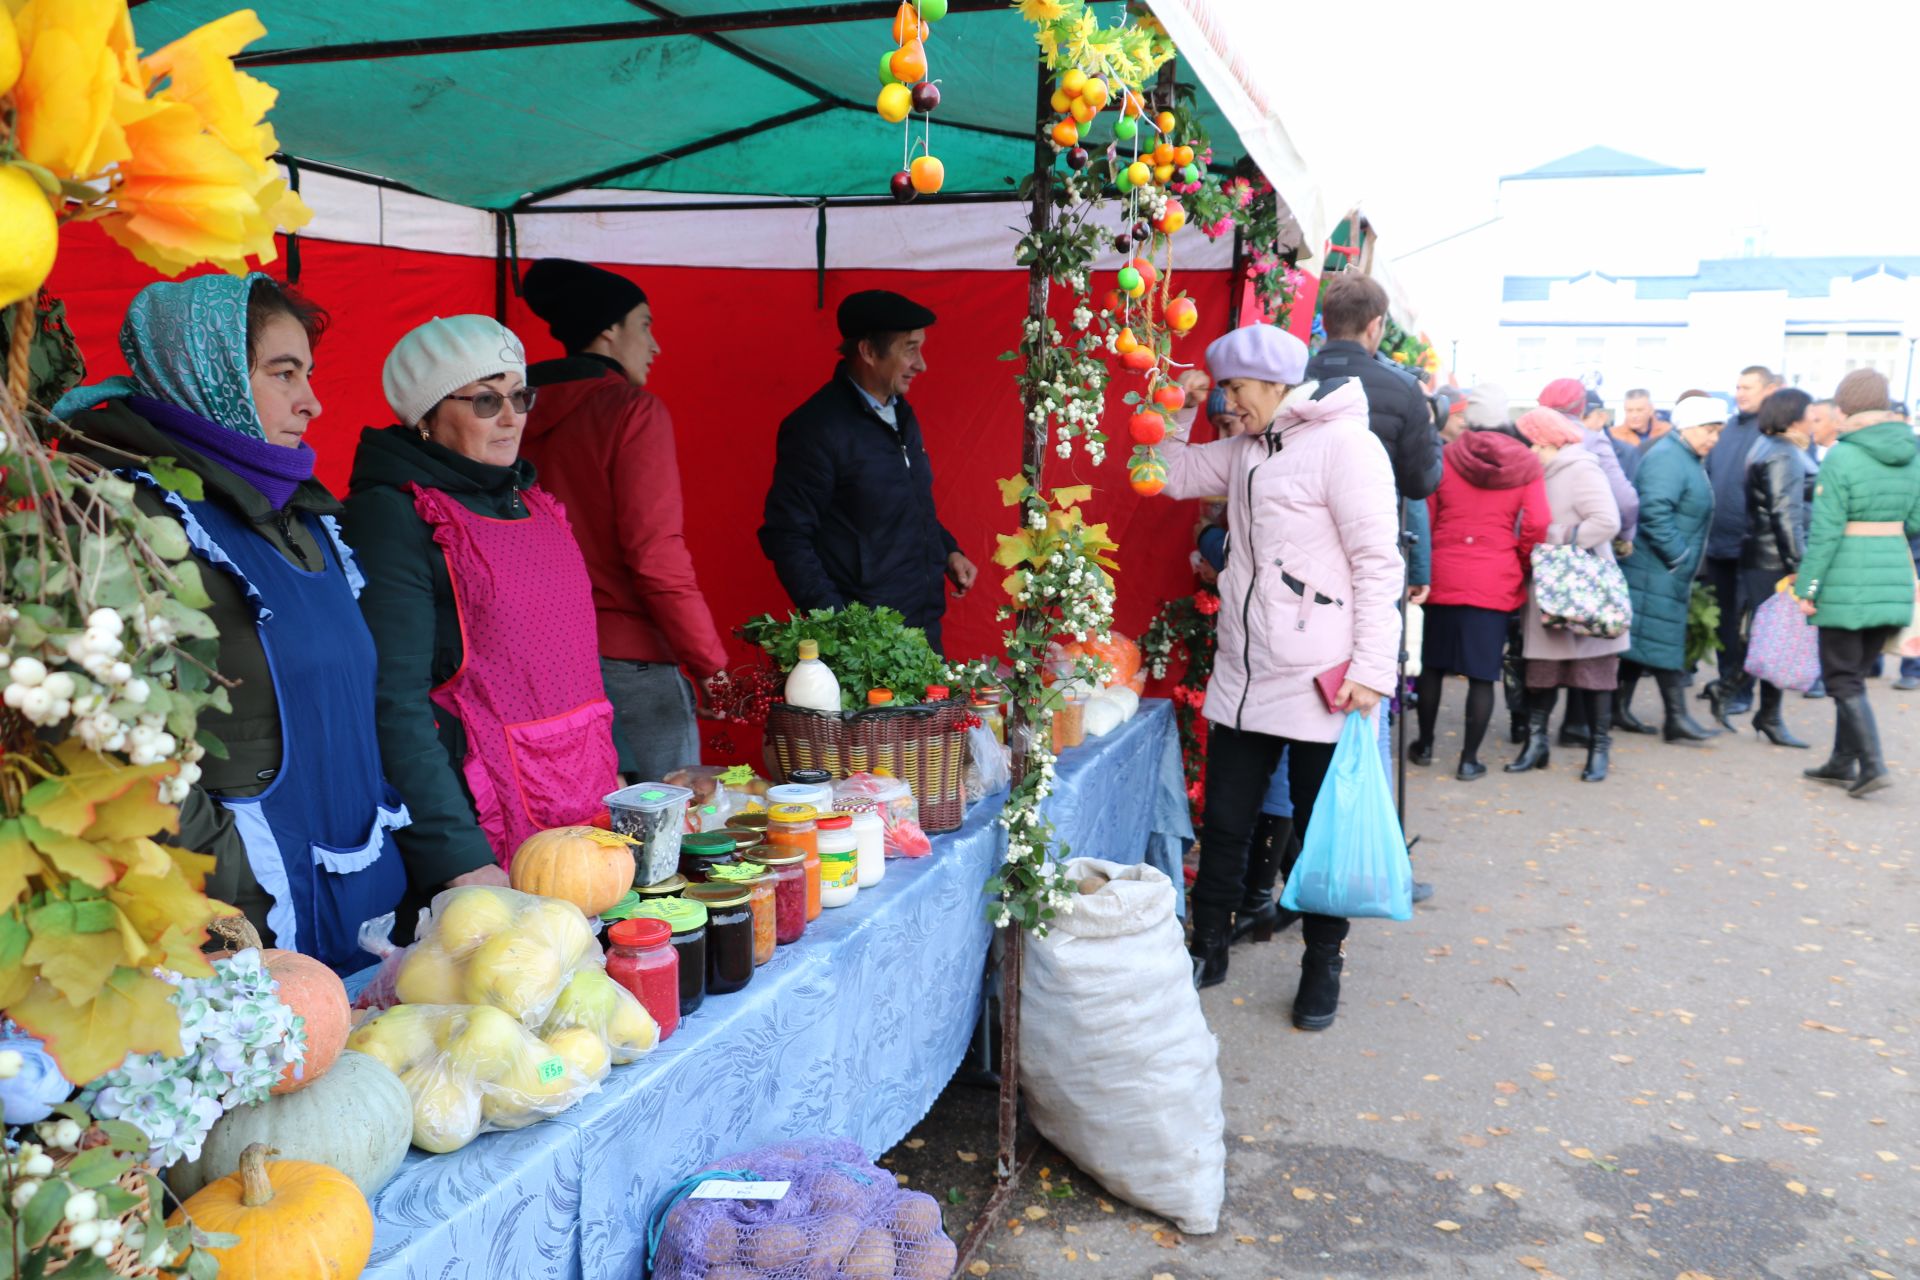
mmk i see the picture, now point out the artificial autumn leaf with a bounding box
[10,967,184,1084]
[998,474,1035,507]
[0,818,45,904]
[143,922,218,979]
[108,864,229,961]
[994,530,1040,569]
[101,834,174,879]
[20,815,115,888]
[1050,484,1093,509]
[23,900,142,1002]
[83,768,182,842]
[24,744,173,838]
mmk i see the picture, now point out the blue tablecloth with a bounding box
[360,700,1190,1278]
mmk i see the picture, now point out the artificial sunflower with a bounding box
[7,0,142,179]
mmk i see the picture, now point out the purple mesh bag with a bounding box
[647,1139,956,1279]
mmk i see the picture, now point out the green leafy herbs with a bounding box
[738,604,948,712]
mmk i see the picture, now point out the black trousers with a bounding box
[1818,626,1898,700]
[1701,557,1748,686]
[1197,724,1349,945]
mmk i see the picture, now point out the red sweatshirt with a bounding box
[521,357,728,678]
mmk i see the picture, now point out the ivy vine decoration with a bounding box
[983,478,1118,932]
[1140,592,1220,816]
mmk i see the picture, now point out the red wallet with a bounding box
[1315,661,1351,714]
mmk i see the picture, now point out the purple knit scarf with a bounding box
[129,396,316,510]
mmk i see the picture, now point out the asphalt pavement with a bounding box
[895,675,1920,1280]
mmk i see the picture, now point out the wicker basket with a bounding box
[763,699,969,833]
[44,1157,160,1278]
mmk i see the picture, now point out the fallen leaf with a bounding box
[1495,1182,1524,1200]
[1434,1220,1462,1232]
[1495,1081,1520,1095]
[1292,1187,1318,1201]
[967,1265,991,1277]
[1779,1122,1819,1134]
[1568,1147,1595,1160]
[905,1138,925,1150]
[1235,1236,1256,1244]
[1877,1151,1900,1163]
[1609,1054,1634,1065]
[1786,1181,1807,1196]
[1715,1154,1740,1164]
[1801,1020,1849,1034]
[1459,1135,1487,1149]
[956,1151,978,1163]
[1097,1199,1115,1214]
[1584,1231,1605,1244]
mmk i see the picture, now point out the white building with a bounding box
[1385,146,1920,407]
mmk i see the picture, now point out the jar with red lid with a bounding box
[746,847,808,944]
[605,917,679,1042]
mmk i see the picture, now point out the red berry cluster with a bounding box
[711,665,784,724]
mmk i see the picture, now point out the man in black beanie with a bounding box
[519,258,729,782]
[758,289,976,652]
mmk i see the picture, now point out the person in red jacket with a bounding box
[518,259,729,782]
[1410,426,1551,779]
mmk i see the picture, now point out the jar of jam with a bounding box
[745,847,808,945]
[817,814,859,908]
[767,804,822,921]
[724,811,770,843]
[678,831,739,882]
[683,882,755,996]
[705,862,777,965]
[629,897,707,1018]
[605,917,679,1042]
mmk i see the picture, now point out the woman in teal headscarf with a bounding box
[54,274,408,972]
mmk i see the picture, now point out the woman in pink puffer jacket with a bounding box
[1157,324,1405,1030]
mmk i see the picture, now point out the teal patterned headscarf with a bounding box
[53,273,268,438]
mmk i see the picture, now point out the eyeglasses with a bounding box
[442,387,536,418]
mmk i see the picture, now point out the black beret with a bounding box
[522,258,648,352]
[836,289,937,340]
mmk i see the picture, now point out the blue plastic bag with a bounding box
[1279,712,1413,921]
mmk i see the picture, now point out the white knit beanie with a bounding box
[382,315,527,426]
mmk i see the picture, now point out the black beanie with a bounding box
[522,258,648,353]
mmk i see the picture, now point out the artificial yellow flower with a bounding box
[1064,10,1100,65]
[1,8,23,98]
[138,10,282,177]
[1016,0,1068,24]
[8,0,141,179]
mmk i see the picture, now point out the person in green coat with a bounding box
[1617,397,1725,743]
[1794,369,1920,797]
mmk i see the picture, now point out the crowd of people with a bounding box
[1156,270,1920,1033]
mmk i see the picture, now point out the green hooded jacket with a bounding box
[1794,417,1920,631]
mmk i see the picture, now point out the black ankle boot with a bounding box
[1580,690,1612,782]
[1803,704,1859,786]
[1189,904,1232,989]
[1615,668,1657,735]
[1752,682,1808,748]
[1232,816,1299,945]
[1557,694,1591,748]
[1504,693,1552,773]
[1844,695,1892,797]
[1409,738,1434,766]
[1292,941,1345,1031]
[1658,672,1717,742]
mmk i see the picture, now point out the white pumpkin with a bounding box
[168,1051,412,1200]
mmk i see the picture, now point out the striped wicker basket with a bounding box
[763,698,969,833]
[44,1158,160,1278]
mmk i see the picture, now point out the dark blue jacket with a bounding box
[759,367,959,648]
[1303,340,1443,500]
[1703,409,1762,560]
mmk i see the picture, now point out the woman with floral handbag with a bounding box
[1507,410,1629,781]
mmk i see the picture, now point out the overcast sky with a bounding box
[1234,0,1920,259]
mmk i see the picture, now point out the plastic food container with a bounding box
[836,801,886,888]
[606,917,679,1042]
[817,814,858,908]
[705,862,777,965]
[745,848,808,945]
[629,896,708,1018]
[1050,690,1089,753]
[683,882,755,995]
[767,781,834,812]
[605,782,694,884]
[678,830,740,882]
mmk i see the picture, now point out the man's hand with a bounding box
[1407,585,1430,606]
[1334,679,1386,715]
[947,551,978,596]
[698,669,731,717]
[447,863,510,890]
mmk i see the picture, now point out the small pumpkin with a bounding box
[171,1143,373,1280]
[211,916,351,1094]
[509,826,637,917]
[169,1051,412,1202]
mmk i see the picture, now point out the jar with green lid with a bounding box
[678,830,740,882]
[706,862,777,965]
[629,897,708,1017]
[745,847,808,944]
[683,882,755,995]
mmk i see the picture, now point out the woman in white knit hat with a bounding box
[1151,323,1405,1031]
[341,316,620,940]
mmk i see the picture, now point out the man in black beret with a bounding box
[758,289,976,651]
[517,258,730,782]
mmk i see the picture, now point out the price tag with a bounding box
[537,1057,565,1084]
[689,1180,791,1201]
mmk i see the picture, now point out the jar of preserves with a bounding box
[631,873,688,902]
[683,883,755,996]
[972,685,1007,744]
[605,917,679,1042]
[745,847,808,944]
[766,804,822,920]
[705,861,776,965]
[836,800,886,888]
[723,811,770,843]
[678,830,739,882]
[1050,689,1088,753]
[629,897,707,1019]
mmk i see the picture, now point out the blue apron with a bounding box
[153,481,409,972]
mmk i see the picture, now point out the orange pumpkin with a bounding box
[211,917,351,1095]
[171,1143,373,1280]
[509,826,638,918]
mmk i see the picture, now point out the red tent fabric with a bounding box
[49,224,1242,678]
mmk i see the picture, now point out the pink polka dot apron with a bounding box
[408,483,620,867]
